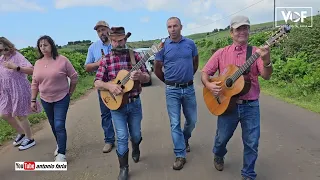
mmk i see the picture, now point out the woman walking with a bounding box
[0,37,40,150]
[31,35,78,162]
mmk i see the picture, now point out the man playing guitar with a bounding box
[201,15,273,180]
[94,26,150,180]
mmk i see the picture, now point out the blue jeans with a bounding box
[98,90,115,144]
[213,100,260,179]
[41,94,70,155]
[110,97,143,156]
[165,84,197,158]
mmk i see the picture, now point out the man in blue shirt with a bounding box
[85,20,115,153]
[154,16,199,170]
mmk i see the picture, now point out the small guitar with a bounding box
[203,25,291,116]
[100,41,164,110]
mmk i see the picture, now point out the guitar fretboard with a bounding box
[120,49,154,85]
[230,52,261,81]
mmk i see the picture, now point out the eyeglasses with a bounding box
[0,48,9,53]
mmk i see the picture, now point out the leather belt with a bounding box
[165,80,193,88]
[125,95,140,104]
[236,99,257,104]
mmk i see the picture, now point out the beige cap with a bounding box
[230,15,250,29]
[94,20,110,30]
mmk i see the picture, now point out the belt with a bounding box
[125,95,140,104]
[165,80,193,88]
[236,99,257,104]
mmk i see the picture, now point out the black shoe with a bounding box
[173,157,186,170]
[117,150,129,180]
[131,137,142,163]
[185,141,190,152]
[214,154,224,171]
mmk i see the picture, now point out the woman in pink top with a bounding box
[31,35,78,162]
[0,37,41,150]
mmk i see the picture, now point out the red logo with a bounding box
[24,162,35,170]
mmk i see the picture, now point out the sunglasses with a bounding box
[0,48,9,53]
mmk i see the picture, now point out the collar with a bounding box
[98,39,111,47]
[231,43,248,52]
[167,36,185,43]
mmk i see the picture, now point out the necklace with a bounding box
[43,58,53,68]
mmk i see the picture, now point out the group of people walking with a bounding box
[0,35,79,162]
[0,15,273,180]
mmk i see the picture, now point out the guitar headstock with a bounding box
[150,38,166,54]
[265,24,291,47]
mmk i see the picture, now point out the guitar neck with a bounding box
[231,51,261,81]
[120,50,153,85]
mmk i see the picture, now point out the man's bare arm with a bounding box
[193,55,199,74]
[85,61,101,72]
[154,61,165,82]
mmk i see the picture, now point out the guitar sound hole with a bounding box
[226,78,233,88]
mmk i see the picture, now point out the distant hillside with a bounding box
[57,17,313,50]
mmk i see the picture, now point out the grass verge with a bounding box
[259,78,320,114]
[0,74,96,144]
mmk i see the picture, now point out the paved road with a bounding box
[1,72,320,180]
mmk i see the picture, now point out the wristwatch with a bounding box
[16,66,21,71]
[264,62,272,68]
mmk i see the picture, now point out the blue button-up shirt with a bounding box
[85,40,112,65]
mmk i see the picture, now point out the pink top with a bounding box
[202,43,264,100]
[31,55,78,103]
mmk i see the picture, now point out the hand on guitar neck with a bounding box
[130,70,142,81]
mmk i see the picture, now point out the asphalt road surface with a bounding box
[0,72,320,180]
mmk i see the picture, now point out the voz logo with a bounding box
[276,7,313,27]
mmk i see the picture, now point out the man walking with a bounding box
[84,20,115,153]
[154,17,199,170]
[201,15,273,180]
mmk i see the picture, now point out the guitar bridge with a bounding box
[108,91,117,103]
[216,97,221,104]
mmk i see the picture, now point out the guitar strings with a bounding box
[120,48,155,85]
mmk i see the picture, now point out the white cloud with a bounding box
[213,0,320,24]
[53,0,320,35]
[140,17,150,23]
[184,0,319,34]
[183,14,226,35]
[55,0,180,11]
[0,0,45,13]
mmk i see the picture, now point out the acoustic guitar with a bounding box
[203,25,291,116]
[100,42,164,110]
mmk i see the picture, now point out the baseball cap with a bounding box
[230,15,250,29]
[94,20,110,30]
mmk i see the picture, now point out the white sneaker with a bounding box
[18,138,36,150]
[13,134,26,146]
[55,153,66,162]
[54,145,58,156]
